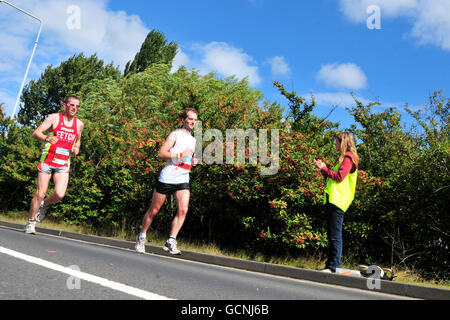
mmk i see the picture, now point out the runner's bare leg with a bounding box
[44,172,69,206]
[170,189,190,237]
[140,190,167,233]
[28,172,52,221]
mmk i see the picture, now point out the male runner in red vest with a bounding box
[25,96,84,234]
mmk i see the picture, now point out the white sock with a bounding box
[139,232,146,240]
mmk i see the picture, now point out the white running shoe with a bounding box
[135,236,146,254]
[35,199,48,223]
[163,238,181,255]
[320,268,335,273]
[24,219,36,234]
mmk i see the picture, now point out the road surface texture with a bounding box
[0,226,413,301]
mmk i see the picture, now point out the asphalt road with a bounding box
[0,226,413,302]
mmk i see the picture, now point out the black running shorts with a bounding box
[155,181,190,195]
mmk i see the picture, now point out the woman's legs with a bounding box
[325,203,344,272]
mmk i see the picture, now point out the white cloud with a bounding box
[410,0,450,50]
[0,88,18,115]
[266,56,291,77]
[34,0,148,69]
[339,0,419,22]
[171,48,190,73]
[0,0,150,115]
[191,42,261,86]
[0,0,149,72]
[317,63,368,90]
[0,1,263,114]
[0,33,32,64]
[171,42,263,86]
[339,0,450,51]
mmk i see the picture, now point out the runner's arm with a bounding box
[32,114,59,143]
[158,132,177,161]
[72,121,84,156]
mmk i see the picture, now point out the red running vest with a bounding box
[39,113,78,168]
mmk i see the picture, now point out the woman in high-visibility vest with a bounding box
[313,132,359,273]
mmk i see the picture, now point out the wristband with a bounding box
[176,153,183,160]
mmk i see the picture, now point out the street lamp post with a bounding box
[0,0,43,120]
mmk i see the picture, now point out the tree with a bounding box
[124,28,178,76]
[348,91,449,279]
[0,107,40,211]
[18,53,121,127]
[44,63,283,233]
[273,81,316,131]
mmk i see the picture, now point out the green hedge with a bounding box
[1,66,448,280]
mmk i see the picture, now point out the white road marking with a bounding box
[0,246,172,300]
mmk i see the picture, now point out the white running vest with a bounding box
[158,129,196,184]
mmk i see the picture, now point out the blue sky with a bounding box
[1,0,449,130]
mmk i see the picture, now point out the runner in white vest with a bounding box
[158,129,196,184]
[135,108,198,255]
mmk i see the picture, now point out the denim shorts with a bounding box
[37,162,70,174]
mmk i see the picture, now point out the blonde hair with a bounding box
[336,132,359,165]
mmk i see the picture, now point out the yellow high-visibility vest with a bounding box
[324,158,358,212]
